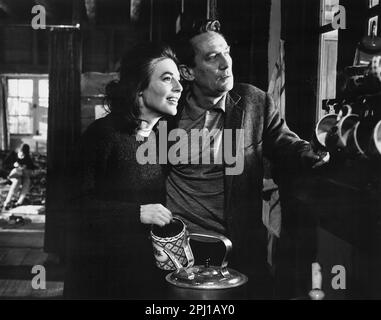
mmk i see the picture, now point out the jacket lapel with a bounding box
[224,90,244,212]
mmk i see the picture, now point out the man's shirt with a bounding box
[166,92,227,235]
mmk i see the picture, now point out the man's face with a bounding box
[189,31,233,97]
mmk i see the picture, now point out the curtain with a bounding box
[44,29,81,256]
[0,78,9,150]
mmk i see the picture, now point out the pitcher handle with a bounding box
[183,230,195,268]
[162,247,184,270]
[188,233,232,277]
[337,104,352,121]
[160,230,195,271]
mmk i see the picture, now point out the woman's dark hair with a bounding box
[105,42,179,134]
[19,143,30,156]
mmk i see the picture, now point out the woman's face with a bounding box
[17,149,25,159]
[140,58,183,117]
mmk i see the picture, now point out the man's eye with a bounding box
[163,76,171,82]
[207,54,217,60]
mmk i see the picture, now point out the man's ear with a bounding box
[179,64,195,82]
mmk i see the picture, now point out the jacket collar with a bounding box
[175,88,242,122]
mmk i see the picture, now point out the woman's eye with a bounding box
[163,76,171,82]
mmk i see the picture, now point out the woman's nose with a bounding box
[172,78,183,92]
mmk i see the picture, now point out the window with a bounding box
[316,0,339,120]
[6,76,48,135]
[38,79,48,137]
[370,0,379,8]
[7,79,33,134]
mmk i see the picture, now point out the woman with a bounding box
[2,143,36,210]
[64,43,183,299]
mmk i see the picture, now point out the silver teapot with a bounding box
[151,218,248,293]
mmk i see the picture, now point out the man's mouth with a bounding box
[220,75,232,81]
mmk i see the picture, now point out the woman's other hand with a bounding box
[140,204,173,226]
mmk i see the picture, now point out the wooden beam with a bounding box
[0,64,49,74]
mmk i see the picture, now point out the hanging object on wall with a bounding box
[84,0,96,24]
[130,0,142,22]
[354,17,381,66]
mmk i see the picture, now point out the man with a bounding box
[166,20,325,299]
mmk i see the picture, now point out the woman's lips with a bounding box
[167,97,179,104]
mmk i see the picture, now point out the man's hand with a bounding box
[140,204,173,226]
[301,149,330,169]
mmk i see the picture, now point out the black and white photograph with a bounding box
[0,0,380,303]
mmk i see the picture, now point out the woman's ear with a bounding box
[137,92,144,108]
[179,64,195,82]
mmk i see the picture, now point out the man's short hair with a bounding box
[172,18,223,67]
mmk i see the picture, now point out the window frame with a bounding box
[316,0,340,122]
[4,74,48,136]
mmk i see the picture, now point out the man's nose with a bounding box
[219,54,231,70]
[172,78,183,92]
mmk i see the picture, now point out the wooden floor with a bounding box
[0,219,64,299]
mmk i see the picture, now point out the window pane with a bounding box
[18,116,33,134]
[8,116,18,133]
[8,79,18,97]
[18,79,33,98]
[8,116,33,134]
[7,97,19,115]
[321,0,340,26]
[39,98,48,108]
[370,0,379,8]
[19,99,32,115]
[39,122,48,137]
[39,79,49,98]
[39,99,48,137]
[317,29,338,119]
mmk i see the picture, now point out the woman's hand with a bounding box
[140,204,173,226]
